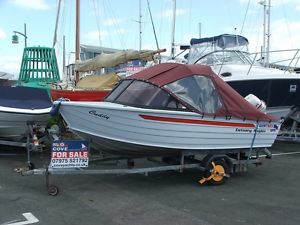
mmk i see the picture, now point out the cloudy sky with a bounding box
[1,0,300,77]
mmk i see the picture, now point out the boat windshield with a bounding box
[106,75,223,114]
[164,75,223,114]
[105,80,185,110]
[188,34,260,66]
[192,50,261,66]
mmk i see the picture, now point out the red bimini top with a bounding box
[126,63,277,122]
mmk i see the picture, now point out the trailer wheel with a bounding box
[203,159,229,185]
[28,162,35,170]
[48,185,59,196]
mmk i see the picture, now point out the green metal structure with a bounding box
[18,46,60,89]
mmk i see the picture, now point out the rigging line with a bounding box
[146,0,160,52]
[187,0,192,39]
[135,3,145,50]
[105,0,127,48]
[53,0,66,64]
[102,0,114,48]
[53,0,62,48]
[59,0,67,42]
[225,1,235,33]
[280,0,293,48]
[240,0,251,35]
[92,0,102,47]
[60,1,67,66]
[157,0,169,49]
[67,0,74,65]
[142,1,149,42]
[157,0,163,46]
[248,4,263,53]
[140,1,149,50]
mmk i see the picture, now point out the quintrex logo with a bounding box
[89,110,109,120]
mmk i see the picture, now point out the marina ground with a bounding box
[0,141,300,225]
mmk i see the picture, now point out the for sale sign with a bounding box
[50,140,89,168]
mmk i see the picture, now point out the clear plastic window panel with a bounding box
[194,50,259,66]
[105,79,132,102]
[164,75,222,113]
[114,80,183,109]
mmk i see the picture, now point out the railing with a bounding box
[191,48,300,75]
[249,48,300,73]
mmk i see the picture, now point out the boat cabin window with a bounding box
[105,80,185,110]
[195,51,260,66]
[164,75,222,114]
[105,79,132,102]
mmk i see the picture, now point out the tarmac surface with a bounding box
[0,141,300,225]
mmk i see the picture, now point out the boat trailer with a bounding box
[0,121,49,169]
[277,106,300,143]
[22,139,272,196]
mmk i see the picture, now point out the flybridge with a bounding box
[187,34,250,65]
[190,34,249,47]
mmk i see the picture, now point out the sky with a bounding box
[1,0,300,78]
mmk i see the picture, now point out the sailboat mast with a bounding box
[170,0,176,59]
[260,0,271,67]
[261,0,266,66]
[139,0,142,51]
[266,0,271,67]
[75,0,80,83]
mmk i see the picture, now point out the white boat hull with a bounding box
[212,64,300,119]
[57,101,281,156]
[0,107,51,140]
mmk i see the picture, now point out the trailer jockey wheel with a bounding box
[200,159,229,185]
[48,185,59,196]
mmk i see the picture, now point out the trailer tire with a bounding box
[204,158,229,185]
[48,185,59,196]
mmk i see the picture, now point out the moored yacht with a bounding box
[187,34,300,119]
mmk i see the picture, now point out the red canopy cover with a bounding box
[127,63,277,122]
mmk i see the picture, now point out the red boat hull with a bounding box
[50,89,110,101]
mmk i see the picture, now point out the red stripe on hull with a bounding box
[140,114,256,128]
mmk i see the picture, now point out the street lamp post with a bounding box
[12,23,27,48]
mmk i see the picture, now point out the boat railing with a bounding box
[192,48,300,75]
[248,48,300,73]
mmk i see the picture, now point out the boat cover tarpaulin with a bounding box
[190,34,249,48]
[127,63,276,122]
[0,86,52,109]
[76,73,120,90]
[75,49,166,72]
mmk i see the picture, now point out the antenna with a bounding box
[139,0,142,51]
[259,0,271,67]
[170,0,176,59]
[75,0,80,83]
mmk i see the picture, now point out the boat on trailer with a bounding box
[53,63,281,157]
[24,63,281,194]
[0,86,52,140]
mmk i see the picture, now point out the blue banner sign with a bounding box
[50,140,89,168]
